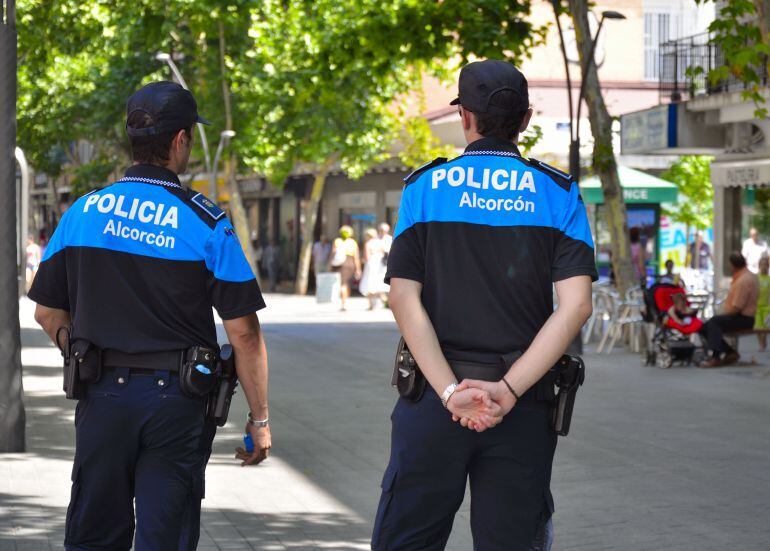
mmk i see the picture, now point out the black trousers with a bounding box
[700,314,754,356]
[372,389,556,551]
[64,368,216,551]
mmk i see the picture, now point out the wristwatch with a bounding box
[441,383,458,409]
[247,412,269,428]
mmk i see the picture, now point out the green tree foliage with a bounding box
[17,0,546,292]
[237,0,545,292]
[696,0,770,117]
[16,1,253,193]
[661,155,714,234]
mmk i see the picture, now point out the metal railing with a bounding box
[659,31,769,102]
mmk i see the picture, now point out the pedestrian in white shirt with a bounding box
[742,227,768,273]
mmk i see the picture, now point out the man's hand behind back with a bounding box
[447,387,506,432]
[452,380,516,432]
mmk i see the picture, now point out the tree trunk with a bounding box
[569,0,635,292]
[226,158,258,279]
[294,159,333,295]
[0,11,26,452]
[218,21,259,280]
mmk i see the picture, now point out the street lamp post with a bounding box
[210,130,235,201]
[552,6,625,354]
[552,7,626,181]
[155,52,212,177]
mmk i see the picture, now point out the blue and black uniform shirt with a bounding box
[29,164,265,353]
[386,137,598,363]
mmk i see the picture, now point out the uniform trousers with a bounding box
[64,367,216,551]
[372,388,557,551]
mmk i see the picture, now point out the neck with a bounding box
[133,160,180,176]
[466,132,518,146]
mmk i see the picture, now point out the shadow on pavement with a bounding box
[201,509,370,550]
[0,492,66,547]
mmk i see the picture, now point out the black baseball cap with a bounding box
[126,81,210,137]
[450,60,529,113]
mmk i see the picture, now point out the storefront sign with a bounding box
[712,158,770,188]
[582,185,676,204]
[620,104,677,154]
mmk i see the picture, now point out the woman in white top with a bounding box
[359,228,389,310]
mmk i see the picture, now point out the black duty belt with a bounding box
[101,349,184,372]
[448,359,556,403]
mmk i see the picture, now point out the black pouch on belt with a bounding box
[179,346,219,398]
[391,337,426,402]
[71,339,102,384]
[56,328,83,400]
[551,354,585,436]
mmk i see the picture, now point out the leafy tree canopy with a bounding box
[18,0,545,192]
[661,155,714,231]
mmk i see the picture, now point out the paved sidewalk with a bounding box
[3,295,770,550]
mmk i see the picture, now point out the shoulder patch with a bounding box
[191,193,225,221]
[528,158,573,191]
[404,157,448,185]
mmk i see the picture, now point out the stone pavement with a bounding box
[2,294,770,550]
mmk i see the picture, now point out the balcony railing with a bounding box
[659,31,768,102]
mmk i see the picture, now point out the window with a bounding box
[644,12,672,80]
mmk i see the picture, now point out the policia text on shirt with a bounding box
[29,82,271,551]
[372,60,596,551]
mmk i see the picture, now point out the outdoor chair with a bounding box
[597,285,646,353]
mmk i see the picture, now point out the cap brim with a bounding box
[196,114,211,125]
[449,97,460,106]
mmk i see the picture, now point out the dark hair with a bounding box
[629,227,641,244]
[665,259,674,269]
[472,90,528,140]
[127,111,192,165]
[729,251,747,269]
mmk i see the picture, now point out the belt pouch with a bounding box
[72,340,102,384]
[180,346,218,398]
[392,338,426,402]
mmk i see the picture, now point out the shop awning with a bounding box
[580,166,679,204]
[711,157,770,188]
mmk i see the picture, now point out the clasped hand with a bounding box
[447,379,517,432]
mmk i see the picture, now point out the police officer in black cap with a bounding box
[29,81,271,550]
[372,60,597,550]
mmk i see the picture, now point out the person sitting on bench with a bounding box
[699,252,759,367]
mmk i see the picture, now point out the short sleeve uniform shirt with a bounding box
[386,137,597,363]
[29,164,265,353]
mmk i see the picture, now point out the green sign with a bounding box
[579,166,678,205]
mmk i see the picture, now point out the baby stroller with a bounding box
[642,282,705,368]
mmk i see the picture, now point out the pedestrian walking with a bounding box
[742,227,768,273]
[755,256,770,351]
[359,228,389,310]
[262,239,280,292]
[329,225,361,311]
[688,231,712,271]
[372,60,596,551]
[28,81,271,551]
[25,235,41,293]
[630,227,646,281]
[312,235,332,279]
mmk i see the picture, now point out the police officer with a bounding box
[29,81,271,550]
[372,60,597,550]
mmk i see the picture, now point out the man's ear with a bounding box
[519,108,533,134]
[173,129,188,151]
[460,107,473,132]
